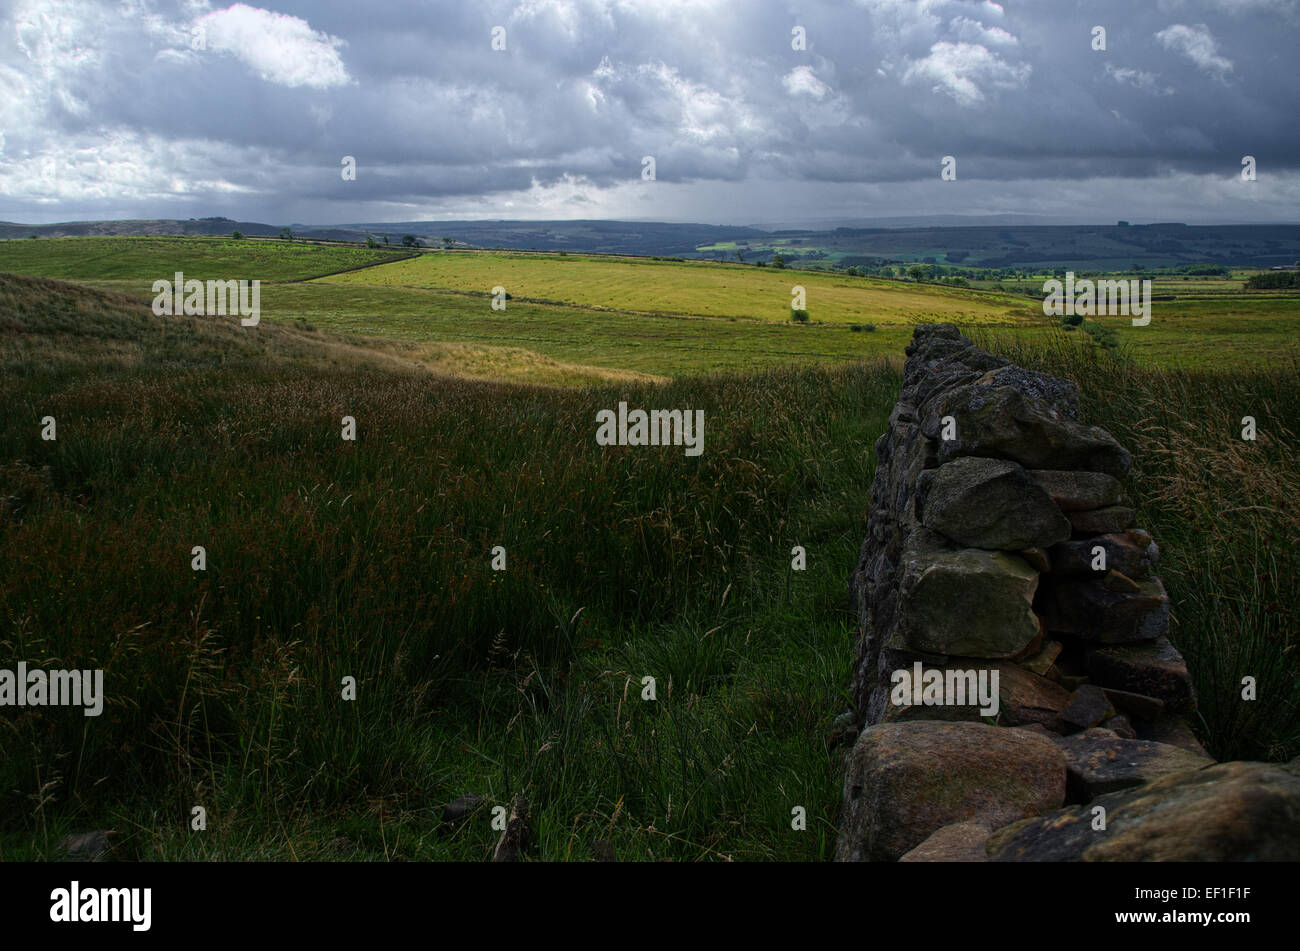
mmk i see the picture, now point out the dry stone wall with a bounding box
[834,325,1300,862]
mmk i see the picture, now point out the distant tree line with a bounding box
[1245,271,1299,290]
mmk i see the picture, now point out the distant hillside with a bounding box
[5,217,1299,269]
[0,217,288,240]
[343,218,768,256]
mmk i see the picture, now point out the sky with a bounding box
[1,0,1298,227]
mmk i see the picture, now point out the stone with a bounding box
[1029,469,1122,511]
[920,457,1071,550]
[828,709,859,749]
[1133,713,1209,756]
[836,721,1066,862]
[1057,685,1116,731]
[987,759,1300,861]
[1066,505,1136,535]
[995,663,1073,728]
[1102,714,1137,739]
[1019,639,1063,677]
[1051,729,1214,799]
[1010,620,1045,662]
[923,384,1131,478]
[1019,547,1051,571]
[899,821,991,862]
[491,796,530,862]
[59,831,111,861]
[1099,687,1166,721]
[1086,637,1195,713]
[1049,530,1158,579]
[898,532,1041,658]
[975,365,1081,419]
[1101,569,1140,593]
[877,658,1006,725]
[1039,577,1170,644]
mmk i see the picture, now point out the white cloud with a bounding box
[1155,23,1234,78]
[198,3,350,89]
[0,131,257,203]
[783,65,830,99]
[949,16,1018,47]
[589,58,766,147]
[1104,63,1175,95]
[902,41,1031,105]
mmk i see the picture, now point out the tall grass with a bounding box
[3,273,1293,862]
[0,274,896,860]
[973,329,1300,762]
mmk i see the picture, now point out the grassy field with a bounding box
[317,250,1036,325]
[4,237,1298,376]
[0,273,889,860]
[0,236,410,282]
[1,237,1297,861]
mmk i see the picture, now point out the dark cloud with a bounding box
[0,0,1296,225]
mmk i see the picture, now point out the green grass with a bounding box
[971,329,1300,762]
[1,239,1296,861]
[6,237,1300,375]
[0,236,410,282]
[0,272,891,861]
[317,249,1037,325]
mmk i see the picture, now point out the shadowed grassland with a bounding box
[1,253,1296,861]
[1,273,892,861]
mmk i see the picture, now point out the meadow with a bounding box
[3,236,1298,375]
[0,237,1296,861]
[317,249,1035,325]
[0,236,410,282]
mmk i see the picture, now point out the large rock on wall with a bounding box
[837,325,1300,861]
[920,457,1071,550]
[985,759,1300,861]
[835,721,1066,862]
[898,531,1041,657]
[922,384,1132,477]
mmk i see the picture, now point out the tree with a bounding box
[279,227,292,241]
[441,237,454,248]
[401,234,421,248]
[231,230,243,240]
[365,235,378,248]
[772,253,786,269]
[907,265,927,282]
[383,235,389,245]
[735,249,746,263]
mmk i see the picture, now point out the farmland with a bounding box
[0,235,1297,862]
[2,236,1298,375]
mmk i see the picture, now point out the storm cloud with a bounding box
[1,0,1297,225]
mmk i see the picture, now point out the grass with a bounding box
[0,273,893,861]
[0,236,410,282]
[971,329,1300,763]
[1,236,1296,861]
[6,237,1297,376]
[317,249,1037,325]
